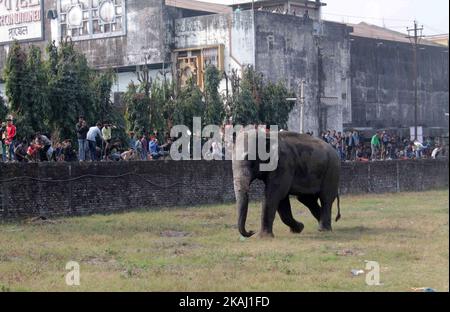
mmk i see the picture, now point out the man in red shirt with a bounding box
[5,117,16,161]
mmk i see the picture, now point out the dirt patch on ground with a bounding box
[160,230,190,238]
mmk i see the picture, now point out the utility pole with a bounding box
[286,80,306,134]
[407,20,424,141]
[299,80,305,134]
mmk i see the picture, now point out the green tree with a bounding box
[231,66,260,126]
[47,40,95,140]
[3,43,50,139]
[3,40,27,117]
[203,65,224,126]
[2,39,119,144]
[92,69,116,123]
[260,81,294,129]
[173,79,204,131]
[229,65,294,128]
[0,94,8,121]
[21,46,49,138]
[151,79,175,133]
[124,82,150,135]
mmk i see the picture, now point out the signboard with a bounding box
[0,0,43,44]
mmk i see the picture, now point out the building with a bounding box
[0,0,448,138]
[426,34,449,47]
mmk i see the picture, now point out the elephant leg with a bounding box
[278,196,304,234]
[259,196,278,238]
[318,196,333,232]
[297,194,321,223]
[259,170,294,238]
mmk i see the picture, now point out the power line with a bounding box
[421,23,449,35]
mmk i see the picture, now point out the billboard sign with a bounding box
[0,0,43,44]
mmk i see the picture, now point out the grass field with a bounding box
[0,190,448,292]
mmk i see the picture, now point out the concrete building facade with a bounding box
[0,0,448,138]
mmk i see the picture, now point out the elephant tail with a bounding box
[335,195,342,222]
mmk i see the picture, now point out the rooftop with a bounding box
[230,0,326,10]
[348,22,441,46]
[165,0,232,14]
[425,34,449,46]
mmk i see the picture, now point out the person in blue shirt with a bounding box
[149,136,161,159]
[128,131,136,151]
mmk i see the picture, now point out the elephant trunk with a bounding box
[233,160,255,238]
[236,191,255,237]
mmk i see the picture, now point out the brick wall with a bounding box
[0,159,448,220]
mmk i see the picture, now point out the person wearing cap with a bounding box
[5,117,16,161]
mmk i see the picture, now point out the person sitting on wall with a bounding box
[355,144,369,162]
[14,139,28,162]
[159,137,173,158]
[121,149,138,161]
[26,140,41,162]
[405,142,415,159]
[62,140,77,162]
[109,141,123,161]
[52,142,64,161]
[134,137,143,161]
[149,136,167,160]
[431,144,443,159]
[36,133,53,162]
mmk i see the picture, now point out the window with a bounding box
[175,45,225,90]
[58,0,126,41]
[267,35,274,51]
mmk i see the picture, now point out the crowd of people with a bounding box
[0,114,446,163]
[74,116,172,162]
[0,115,172,163]
[319,129,446,162]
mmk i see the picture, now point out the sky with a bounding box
[202,0,449,36]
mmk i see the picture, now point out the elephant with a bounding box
[232,130,341,238]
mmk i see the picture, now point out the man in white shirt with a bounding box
[87,122,103,161]
[431,145,442,159]
[413,140,425,159]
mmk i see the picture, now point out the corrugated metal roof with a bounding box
[231,0,326,7]
[348,22,440,46]
[165,0,232,14]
